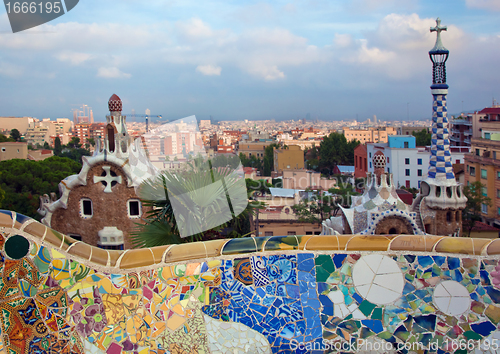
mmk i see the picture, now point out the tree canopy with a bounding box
[412,129,431,147]
[0,133,15,143]
[10,129,21,142]
[239,153,263,173]
[263,143,280,176]
[131,160,265,248]
[319,132,359,175]
[462,181,491,237]
[292,183,359,227]
[0,157,82,218]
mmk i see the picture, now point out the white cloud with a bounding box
[97,67,131,79]
[196,64,221,76]
[176,18,216,42]
[247,64,285,81]
[356,40,395,64]
[55,51,92,65]
[466,0,500,11]
[334,33,352,47]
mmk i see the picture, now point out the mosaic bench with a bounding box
[1,210,500,353]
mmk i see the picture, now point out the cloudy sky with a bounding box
[0,0,499,122]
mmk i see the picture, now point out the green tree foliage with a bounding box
[462,181,491,237]
[400,186,419,199]
[0,157,82,218]
[319,132,359,175]
[131,160,265,248]
[10,129,21,142]
[239,153,263,173]
[246,178,271,197]
[412,129,432,146]
[54,137,62,156]
[88,138,95,147]
[263,143,280,176]
[292,183,360,227]
[43,142,51,150]
[59,148,91,164]
[0,134,15,143]
[304,145,320,171]
[68,137,81,149]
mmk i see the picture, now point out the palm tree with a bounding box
[131,156,264,248]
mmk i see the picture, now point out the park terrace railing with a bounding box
[1,209,500,353]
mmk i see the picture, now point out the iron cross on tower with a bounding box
[430,18,447,45]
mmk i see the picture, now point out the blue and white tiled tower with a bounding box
[428,18,454,181]
[415,18,467,236]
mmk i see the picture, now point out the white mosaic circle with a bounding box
[352,254,404,305]
[433,280,470,316]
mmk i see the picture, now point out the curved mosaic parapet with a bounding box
[2,209,500,353]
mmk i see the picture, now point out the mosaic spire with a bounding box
[428,18,454,181]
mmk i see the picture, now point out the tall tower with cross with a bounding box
[414,18,467,236]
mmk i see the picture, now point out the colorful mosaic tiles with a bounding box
[3,210,500,353]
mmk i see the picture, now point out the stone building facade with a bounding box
[38,94,156,249]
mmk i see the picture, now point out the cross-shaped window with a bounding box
[93,166,122,193]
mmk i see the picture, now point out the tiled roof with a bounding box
[464,221,500,232]
[478,107,500,115]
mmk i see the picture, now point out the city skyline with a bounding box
[0,0,499,121]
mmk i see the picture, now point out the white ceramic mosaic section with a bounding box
[204,314,272,354]
[85,341,107,354]
[328,289,367,319]
[433,280,471,316]
[352,255,404,305]
[474,330,500,354]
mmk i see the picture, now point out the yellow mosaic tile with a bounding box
[486,239,500,255]
[90,246,110,266]
[345,235,394,251]
[67,242,93,261]
[22,220,47,239]
[304,235,340,250]
[389,235,444,252]
[119,249,154,269]
[203,239,228,258]
[150,245,171,264]
[434,237,491,255]
[43,227,65,248]
[164,242,208,263]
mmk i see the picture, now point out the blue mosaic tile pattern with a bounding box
[203,252,500,353]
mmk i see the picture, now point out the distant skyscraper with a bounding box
[72,104,93,124]
[373,115,377,124]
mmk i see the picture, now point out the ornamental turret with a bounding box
[415,18,467,236]
[101,94,131,156]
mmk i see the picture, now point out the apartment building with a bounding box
[367,136,468,189]
[464,107,500,228]
[343,127,397,144]
[238,141,274,159]
[273,145,304,173]
[0,142,28,161]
